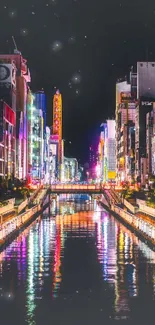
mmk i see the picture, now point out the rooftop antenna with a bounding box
[12,36,21,54]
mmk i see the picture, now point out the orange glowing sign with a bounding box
[53,89,62,140]
[53,89,62,164]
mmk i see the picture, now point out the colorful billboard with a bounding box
[0,63,16,87]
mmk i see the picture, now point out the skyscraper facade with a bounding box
[115,80,136,183]
[0,51,31,180]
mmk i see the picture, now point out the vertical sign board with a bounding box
[0,101,3,142]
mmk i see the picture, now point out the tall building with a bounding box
[27,90,33,184]
[116,81,131,182]
[0,51,31,180]
[98,129,104,181]
[31,94,44,182]
[102,120,116,183]
[34,91,47,179]
[135,62,155,182]
[115,80,136,183]
[52,89,63,180]
[34,91,46,135]
[115,62,155,184]
[0,57,17,179]
[26,91,45,184]
[44,126,51,184]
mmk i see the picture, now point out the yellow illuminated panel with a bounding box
[108,171,116,179]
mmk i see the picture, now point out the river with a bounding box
[0,194,155,325]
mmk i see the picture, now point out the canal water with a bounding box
[0,194,155,325]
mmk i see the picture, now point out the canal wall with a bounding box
[136,199,155,217]
[0,189,50,251]
[0,199,15,215]
[99,201,155,250]
[121,198,138,214]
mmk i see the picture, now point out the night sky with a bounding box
[0,0,154,161]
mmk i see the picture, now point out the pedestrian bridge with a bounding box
[50,184,102,194]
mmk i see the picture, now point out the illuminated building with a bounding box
[52,89,63,180]
[115,79,136,183]
[0,50,31,180]
[135,62,155,183]
[146,111,153,175]
[102,120,116,183]
[0,57,17,179]
[27,92,44,183]
[0,100,16,178]
[63,157,78,182]
[31,96,44,181]
[50,134,59,182]
[89,145,98,179]
[27,90,47,184]
[27,90,33,184]
[98,128,104,181]
[44,126,50,184]
[151,105,155,176]
[34,91,47,178]
[127,125,135,183]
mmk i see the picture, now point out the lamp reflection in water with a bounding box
[26,231,36,325]
[52,218,64,298]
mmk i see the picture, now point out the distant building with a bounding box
[64,157,78,182]
[49,135,59,182]
[102,120,116,183]
[89,145,98,179]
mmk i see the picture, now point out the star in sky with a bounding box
[9,10,17,18]
[50,41,63,52]
[68,36,76,44]
[20,28,29,36]
[75,89,80,96]
[71,73,81,84]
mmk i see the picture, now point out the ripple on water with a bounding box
[0,198,154,325]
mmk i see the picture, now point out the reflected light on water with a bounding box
[26,231,36,325]
[0,197,154,324]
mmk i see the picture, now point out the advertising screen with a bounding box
[0,64,16,86]
[50,143,57,156]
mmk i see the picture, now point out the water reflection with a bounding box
[0,196,154,324]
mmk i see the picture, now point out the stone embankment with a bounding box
[0,188,50,250]
[100,189,155,249]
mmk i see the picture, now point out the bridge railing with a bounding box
[51,184,102,191]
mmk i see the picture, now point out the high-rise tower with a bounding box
[52,90,63,179]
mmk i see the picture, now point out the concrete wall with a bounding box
[122,198,138,214]
[0,199,15,215]
[137,199,155,217]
